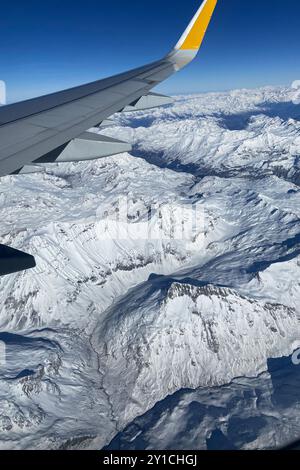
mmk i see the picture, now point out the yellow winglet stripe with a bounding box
[179,0,218,51]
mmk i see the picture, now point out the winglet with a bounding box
[175,0,218,51]
[167,0,218,70]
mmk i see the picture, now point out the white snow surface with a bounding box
[0,85,299,449]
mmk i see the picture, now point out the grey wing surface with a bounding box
[0,59,175,176]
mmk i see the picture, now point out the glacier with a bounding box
[0,85,299,449]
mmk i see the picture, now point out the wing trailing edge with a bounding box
[35,133,132,163]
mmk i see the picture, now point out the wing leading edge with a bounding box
[0,0,218,275]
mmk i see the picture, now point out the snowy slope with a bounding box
[102,86,300,185]
[0,85,299,449]
[105,354,300,451]
[93,280,299,430]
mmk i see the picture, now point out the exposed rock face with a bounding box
[93,280,299,429]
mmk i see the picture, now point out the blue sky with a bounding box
[0,0,300,103]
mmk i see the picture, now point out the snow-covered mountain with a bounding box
[0,85,299,449]
[105,353,300,451]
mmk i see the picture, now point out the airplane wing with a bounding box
[0,0,218,275]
